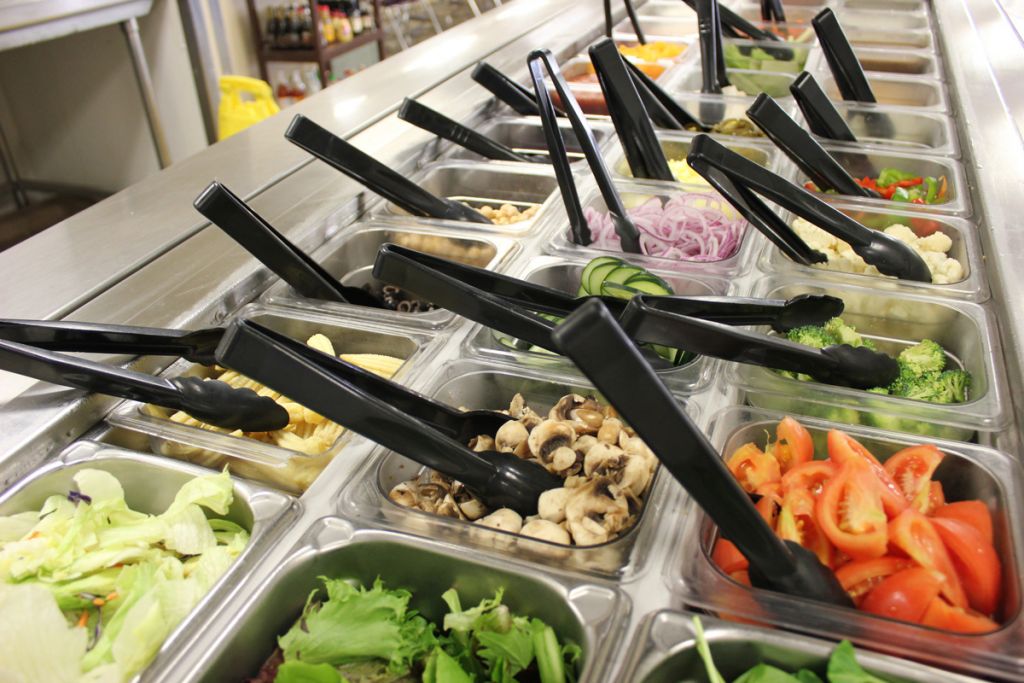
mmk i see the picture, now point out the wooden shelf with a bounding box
[247,0,385,87]
[262,29,382,64]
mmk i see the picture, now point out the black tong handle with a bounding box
[0,338,288,431]
[689,135,865,250]
[746,94,874,197]
[813,9,875,103]
[551,300,800,579]
[688,135,931,281]
[472,62,541,116]
[0,319,223,366]
[682,0,778,41]
[374,243,559,352]
[397,98,539,164]
[216,320,549,513]
[194,181,365,305]
[623,61,705,131]
[221,320,509,441]
[790,72,858,142]
[527,49,642,253]
[620,296,899,389]
[696,0,729,94]
[590,39,673,182]
[285,115,490,224]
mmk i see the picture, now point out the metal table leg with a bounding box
[122,17,172,169]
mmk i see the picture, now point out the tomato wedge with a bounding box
[781,460,835,497]
[828,430,909,518]
[920,596,999,634]
[755,483,782,531]
[883,445,944,513]
[931,517,1002,616]
[861,567,942,623]
[817,457,889,560]
[712,538,749,574]
[889,508,968,609]
[777,486,834,567]
[770,417,814,473]
[728,442,782,493]
[835,556,915,606]
[933,501,994,545]
[927,481,946,515]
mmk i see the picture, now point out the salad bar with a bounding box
[0,0,1023,680]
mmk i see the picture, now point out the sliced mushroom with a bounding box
[469,434,495,452]
[550,394,605,434]
[564,477,631,546]
[583,442,626,477]
[388,482,419,508]
[451,482,488,520]
[527,419,575,462]
[549,446,578,473]
[495,420,529,454]
[597,417,622,444]
[538,487,571,523]
[476,508,523,533]
[621,432,659,474]
[435,493,465,519]
[521,519,571,545]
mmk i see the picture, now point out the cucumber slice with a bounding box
[580,256,622,293]
[602,280,641,299]
[603,266,646,286]
[622,274,673,296]
[586,262,625,295]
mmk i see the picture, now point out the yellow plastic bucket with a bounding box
[218,75,280,140]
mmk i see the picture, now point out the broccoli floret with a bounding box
[862,410,971,440]
[890,369,970,404]
[823,318,870,348]
[786,325,836,349]
[897,339,946,376]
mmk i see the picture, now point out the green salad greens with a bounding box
[692,617,890,683]
[268,578,580,683]
[0,469,248,683]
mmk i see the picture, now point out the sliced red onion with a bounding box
[582,192,746,262]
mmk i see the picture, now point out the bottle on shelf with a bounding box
[351,1,364,35]
[275,74,295,107]
[265,7,281,48]
[299,3,314,48]
[361,2,375,31]
[290,69,308,101]
[334,9,353,43]
[319,5,336,43]
[303,65,323,94]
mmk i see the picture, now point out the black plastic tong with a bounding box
[284,114,490,224]
[397,98,541,164]
[686,134,932,282]
[695,0,730,95]
[790,72,858,143]
[761,0,787,24]
[527,49,642,253]
[552,299,853,607]
[194,181,381,308]
[746,93,874,198]
[0,319,224,365]
[620,296,899,389]
[471,62,542,116]
[681,0,781,42]
[589,39,673,182]
[215,319,561,515]
[372,243,842,331]
[813,9,876,103]
[0,333,288,432]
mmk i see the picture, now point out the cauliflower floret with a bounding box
[792,218,840,252]
[883,223,918,243]
[917,231,953,253]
